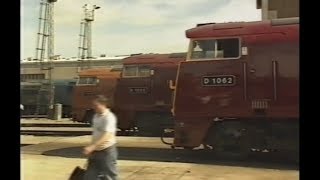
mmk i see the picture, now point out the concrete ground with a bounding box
[21,136,299,180]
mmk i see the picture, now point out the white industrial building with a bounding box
[20,56,127,82]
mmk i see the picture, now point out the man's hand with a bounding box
[83,145,96,156]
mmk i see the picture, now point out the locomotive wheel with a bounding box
[135,112,172,137]
[263,121,299,164]
[183,147,195,150]
[205,121,251,159]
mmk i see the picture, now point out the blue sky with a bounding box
[21,0,261,59]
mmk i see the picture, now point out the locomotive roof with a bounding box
[78,68,120,77]
[186,17,299,39]
[123,53,186,65]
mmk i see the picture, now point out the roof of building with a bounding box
[21,56,128,63]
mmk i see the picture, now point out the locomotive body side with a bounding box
[171,18,299,159]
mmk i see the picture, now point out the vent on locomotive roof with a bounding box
[169,53,187,58]
[197,23,216,27]
[111,67,123,72]
[130,53,143,56]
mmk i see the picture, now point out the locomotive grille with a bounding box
[251,99,269,109]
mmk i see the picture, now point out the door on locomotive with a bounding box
[171,18,299,157]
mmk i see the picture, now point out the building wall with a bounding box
[20,60,124,81]
[257,0,299,20]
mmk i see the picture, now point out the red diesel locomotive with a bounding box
[169,18,299,160]
[114,53,185,135]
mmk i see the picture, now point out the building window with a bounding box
[189,38,240,60]
[20,74,45,82]
[122,66,151,78]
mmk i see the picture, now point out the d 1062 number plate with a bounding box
[202,75,236,86]
[129,87,148,94]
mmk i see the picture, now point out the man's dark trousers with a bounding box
[84,145,118,180]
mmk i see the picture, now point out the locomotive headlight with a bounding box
[241,47,248,55]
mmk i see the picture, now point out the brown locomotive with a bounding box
[170,18,299,160]
[72,68,121,123]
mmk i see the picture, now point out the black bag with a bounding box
[69,166,86,180]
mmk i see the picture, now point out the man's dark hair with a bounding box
[94,95,111,106]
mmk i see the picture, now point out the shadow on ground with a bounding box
[42,146,298,170]
[21,144,33,147]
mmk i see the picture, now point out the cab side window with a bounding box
[123,66,138,77]
[78,77,88,84]
[77,77,98,85]
[123,65,151,78]
[138,66,151,77]
[190,38,240,60]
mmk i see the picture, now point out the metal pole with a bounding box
[47,3,54,59]
[47,1,55,111]
[79,4,99,69]
[87,21,92,59]
[78,21,84,59]
[35,1,44,62]
[40,2,48,67]
[82,22,88,59]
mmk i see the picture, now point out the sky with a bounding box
[21,0,261,59]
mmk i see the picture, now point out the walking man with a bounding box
[83,95,118,180]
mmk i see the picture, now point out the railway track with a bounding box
[21,123,90,128]
[20,125,137,136]
[21,118,87,135]
[20,127,92,136]
[20,119,91,136]
[20,119,164,137]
